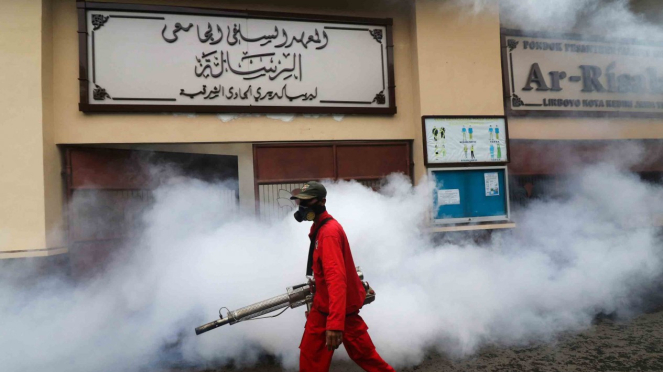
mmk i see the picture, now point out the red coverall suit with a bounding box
[299,211,395,372]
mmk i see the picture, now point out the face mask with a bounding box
[294,201,326,222]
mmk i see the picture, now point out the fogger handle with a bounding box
[195,318,230,335]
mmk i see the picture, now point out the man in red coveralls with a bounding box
[291,181,395,372]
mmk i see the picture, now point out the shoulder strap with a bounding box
[306,218,333,276]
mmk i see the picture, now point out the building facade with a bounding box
[1,0,661,267]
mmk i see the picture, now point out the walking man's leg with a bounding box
[300,311,334,372]
[343,315,395,372]
[300,331,334,371]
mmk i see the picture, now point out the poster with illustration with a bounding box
[484,172,499,196]
[423,116,508,165]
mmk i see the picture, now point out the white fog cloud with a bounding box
[2,160,663,370]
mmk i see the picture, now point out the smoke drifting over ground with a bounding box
[2,158,663,371]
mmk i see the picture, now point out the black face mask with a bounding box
[294,201,326,222]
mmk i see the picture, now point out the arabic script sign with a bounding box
[503,31,663,117]
[79,3,395,114]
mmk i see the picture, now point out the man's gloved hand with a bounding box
[326,330,343,351]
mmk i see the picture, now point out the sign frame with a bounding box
[76,1,396,115]
[421,115,511,167]
[428,166,511,225]
[501,28,663,119]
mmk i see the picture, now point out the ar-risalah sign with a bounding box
[78,2,395,114]
[502,30,663,117]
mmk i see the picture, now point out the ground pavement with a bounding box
[171,310,663,372]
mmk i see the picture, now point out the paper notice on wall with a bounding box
[437,189,460,205]
[485,172,499,196]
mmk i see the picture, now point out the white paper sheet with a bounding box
[438,189,461,205]
[484,172,499,196]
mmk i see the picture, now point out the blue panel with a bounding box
[432,170,466,219]
[466,170,506,217]
[432,168,507,221]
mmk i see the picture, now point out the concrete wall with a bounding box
[0,0,49,257]
[42,0,66,253]
[413,0,504,116]
[410,0,504,181]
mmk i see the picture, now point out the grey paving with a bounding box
[168,310,663,372]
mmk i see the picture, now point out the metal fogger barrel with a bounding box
[195,267,376,335]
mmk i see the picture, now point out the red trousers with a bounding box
[299,309,395,372]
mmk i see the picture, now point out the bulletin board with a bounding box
[429,166,510,224]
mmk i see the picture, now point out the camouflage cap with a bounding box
[290,181,327,200]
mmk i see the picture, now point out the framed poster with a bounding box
[77,2,396,114]
[429,166,510,224]
[422,116,509,166]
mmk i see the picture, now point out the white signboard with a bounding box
[484,172,499,196]
[504,32,663,116]
[424,117,508,165]
[437,189,460,206]
[79,4,394,114]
